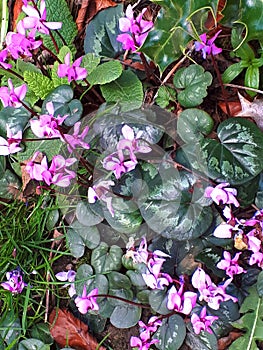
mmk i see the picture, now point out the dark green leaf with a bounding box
[46,210,59,230]
[245,65,259,97]
[66,227,85,258]
[30,323,53,345]
[156,86,177,109]
[173,65,212,107]
[155,314,186,350]
[0,311,21,347]
[110,304,141,328]
[107,271,132,290]
[43,0,77,54]
[0,170,21,199]
[177,108,214,143]
[0,156,5,178]
[149,289,171,315]
[84,5,123,57]
[257,271,263,297]
[100,70,143,112]
[76,201,104,226]
[143,0,219,71]
[42,85,83,127]
[222,62,244,84]
[0,106,30,136]
[91,242,123,273]
[201,118,263,185]
[18,339,50,350]
[71,220,100,250]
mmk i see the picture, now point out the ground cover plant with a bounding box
[0,0,263,349]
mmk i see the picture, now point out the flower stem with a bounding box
[95,294,151,309]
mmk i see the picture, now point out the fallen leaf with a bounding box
[218,100,242,116]
[10,0,23,31]
[49,308,106,350]
[205,0,226,29]
[218,330,243,350]
[76,0,118,32]
[235,92,263,130]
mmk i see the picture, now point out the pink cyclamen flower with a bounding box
[55,270,76,297]
[44,155,77,187]
[0,49,12,69]
[63,122,90,153]
[5,29,42,59]
[126,236,149,265]
[217,251,246,278]
[57,53,87,82]
[194,30,222,59]
[167,282,197,315]
[17,0,62,35]
[142,251,173,290]
[192,267,238,310]
[191,306,218,334]
[103,150,137,179]
[88,180,115,216]
[0,126,22,155]
[0,79,27,108]
[117,4,153,52]
[30,102,67,138]
[25,152,49,181]
[75,285,99,314]
[117,125,151,162]
[205,182,239,207]
[130,316,161,350]
[1,267,27,294]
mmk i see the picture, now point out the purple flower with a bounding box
[57,53,87,82]
[1,267,27,294]
[55,270,76,297]
[5,29,42,59]
[130,316,161,350]
[167,283,197,315]
[249,252,263,268]
[125,237,149,264]
[46,155,76,187]
[217,251,246,278]
[194,30,222,59]
[17,0,62,35]
[0,49,12,69]
[142,251,173,290]
[103,150,137,179]
[0,125,22,155]
[63,122,90,153]
[192,268,238,310]
[205,182,239,207]
[191,306,218,334]
[117,125,151,162]
[30,102,66,138]
[88,180,115,216]
[75,285,99,314]
[0,79,27,108]
[117,5,153,52]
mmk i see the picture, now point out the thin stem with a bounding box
[5,68,24,81]
[211,53,231,116]
[41,44,62,63]
[224,83,263,95]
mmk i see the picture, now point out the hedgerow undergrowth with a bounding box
[0,0,263,349]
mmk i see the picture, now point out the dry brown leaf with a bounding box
[218,330,243,350]
[76,0,117,31]
[205,0,226,29]
[235,92,263,130]
[218,101,242,116]
[49,308,106,350]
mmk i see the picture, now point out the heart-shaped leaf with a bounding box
[18,339,50,350]
[42,85,83,126]
[173,65,213,107]
[110,303,141,329]
[0,106,30,136]
[177,108,214,143]
[200,118,263,185]
[84,5,123,57]
[155,314,186,350]
[76,201,104,226]
[91,242,123,273]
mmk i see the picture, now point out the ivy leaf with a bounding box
[84,5,123,57]
[200,118,263,185]
[87,60,122,86]
[229,286,263,350]
[177,108,214,143]
[173,65,213,107]
[24,71,54,100]
[142,0,219,72]
[155,314,186,350]
[43,0,77,54]
[91,242,123,273]
[100,70,143,112]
